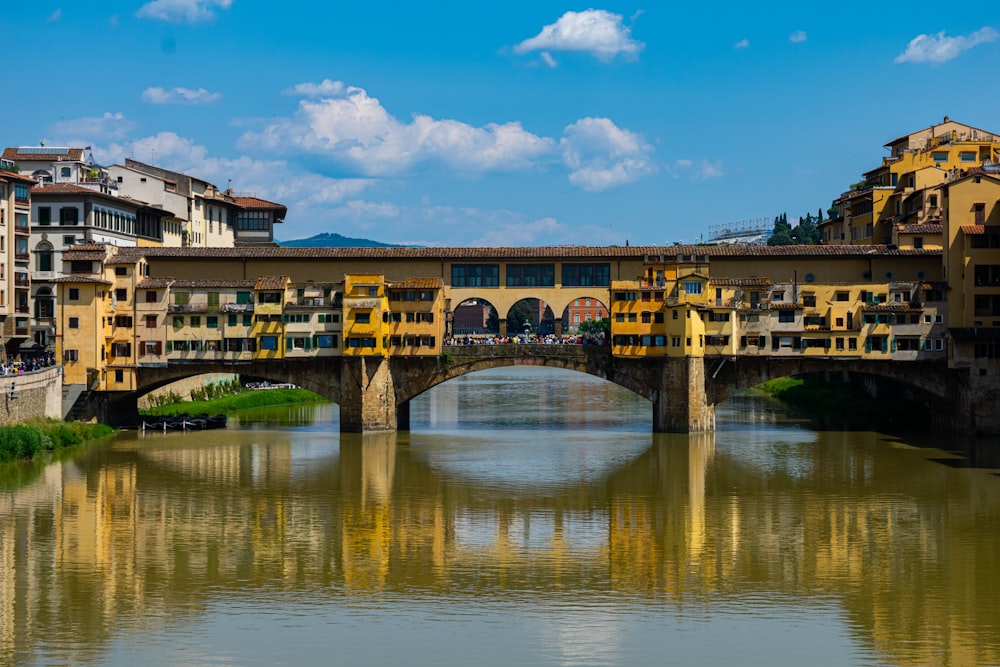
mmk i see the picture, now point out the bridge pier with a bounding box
[340,356,398,432]
[652,357,715,433]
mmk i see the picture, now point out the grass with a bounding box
[140,388,327,417]
[0,420,116,464]
[751,374,930,430]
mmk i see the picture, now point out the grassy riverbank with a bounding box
[751,375,929,430]
[0,420,116,463]
[141,388,327,418]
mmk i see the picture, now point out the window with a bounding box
[174,292,190,305]
[68,288,79,301]
[13,183,28,200]
[207,316,218,329]
[778,311,795,323]
[115,288,127,302]
[68,317,79,329]
[207,292,220,308]
[59,207,79,224]
[683,281,703,295]
[145,315,157,328]
[64,349,79,362]
[260,335,278,350]
[316,335,337,348]
[960,151,976,162]
[37,247,53,272]
[236,291,252,304]
[115,266,127,276]
[802,295,816,307]
[236,211,271,231]
[355,312,371,324]
[932,151,948,162]
[505,263,555,287]
[190,316,201,327]
[561,263,610,287]
[258,291,282,304]
[146,290,158,303]
[38,207,51,225]
[115,370,124,383]
[772,291,784,301]
[111,342,132,357]
[452,264,500,287]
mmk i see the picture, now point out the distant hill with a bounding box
[278,232,405,248]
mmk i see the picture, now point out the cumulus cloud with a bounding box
[789,30,807,43]
[514,9,644,62]
[136,0,232,23]
[49,112,136,143]
[141,86,222,105]
[284,79,346,97]
[734,38,750,49]
[894,26,997,64]
[560,117,655,191]
[240,84,555,176]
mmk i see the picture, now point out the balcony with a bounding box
[14,275,29,287]
[222,302,254,313]
[14,253,29,262]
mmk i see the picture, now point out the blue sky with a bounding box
[2,2,998,246]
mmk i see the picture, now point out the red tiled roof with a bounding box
[51,274,112,284]
[961,225,985,235]
[770,303,802,310]
[107,244,942,263]
[235,196,287,211]
[387,278,444,289]
[255,275,289,290]
[3,147,85,162]
[0,169,34,184]
[170,278,257,289]
[137,278,175,289]
[62,251,106,262]
[898,224,943,234]
[709,277,773,287]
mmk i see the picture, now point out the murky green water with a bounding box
[2,367,1000,666]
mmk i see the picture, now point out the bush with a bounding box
[0,420,115,463]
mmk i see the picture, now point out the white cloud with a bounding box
[734,38,750,49]
[560,117,655,191]
[284,79,346,97]
[514,10,644,62]
[894,26,998,64]
[135,0,232,23]
[47,9,62,23]
[240,84,554,176]
[49,112,136,143]
[540,52,558,68]
[789,30,807,43]
[141,86,222,105]
[670,158,725,181]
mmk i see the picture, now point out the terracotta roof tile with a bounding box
[0,169,34,184]
[770,303,802,310]
[387,278,444,289]
[108,244,942,262]
[235,195,287,213]
[171,278,257,289]
[3,147,85,162]
[137,278,175,289]
[961,225,986,235]
[899,224,943,234]
[255,275,289,290]
[51,274,112,284]
[709,277,773,287]
[62,251,106,262]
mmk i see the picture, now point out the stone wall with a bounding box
[137,373,238,409]
[0,367,63,425]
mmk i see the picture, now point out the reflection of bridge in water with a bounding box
[1,424,998,667]
[94,344,965,433]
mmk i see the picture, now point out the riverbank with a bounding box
[0,420,115,463]
[140,387,327,418]
[751,375,930,430]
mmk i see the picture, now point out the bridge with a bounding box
[88,344,970,433]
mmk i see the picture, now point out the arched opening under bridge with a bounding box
[452,298,500,337]
[506,298,555,337]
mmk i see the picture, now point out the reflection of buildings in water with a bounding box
[1,426,1000,667]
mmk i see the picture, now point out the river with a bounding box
[2,367,1000,667]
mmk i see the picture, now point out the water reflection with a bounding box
[0,369,999,666]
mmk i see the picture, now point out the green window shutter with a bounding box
[282,314,289,323]
[286,337,293,349]
[865,337,872,353]
[166,341,172,353]
[891,338,897,352]
[304,337,312,350]
[228,314,237,326]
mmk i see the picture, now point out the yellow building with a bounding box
[386,278,444,356]
[342,274,389,357]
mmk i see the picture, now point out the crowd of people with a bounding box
[2,352,58,375]
[445,333,607,346]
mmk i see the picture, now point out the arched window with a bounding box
[35,287,54,319]
[36,242,53,273]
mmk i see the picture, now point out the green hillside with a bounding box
[278,232,403,248]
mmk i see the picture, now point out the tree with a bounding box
[579,317,609,336]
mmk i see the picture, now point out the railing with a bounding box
[222,303,254,313]
[14,253,29,261]
[14,276,29,287]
